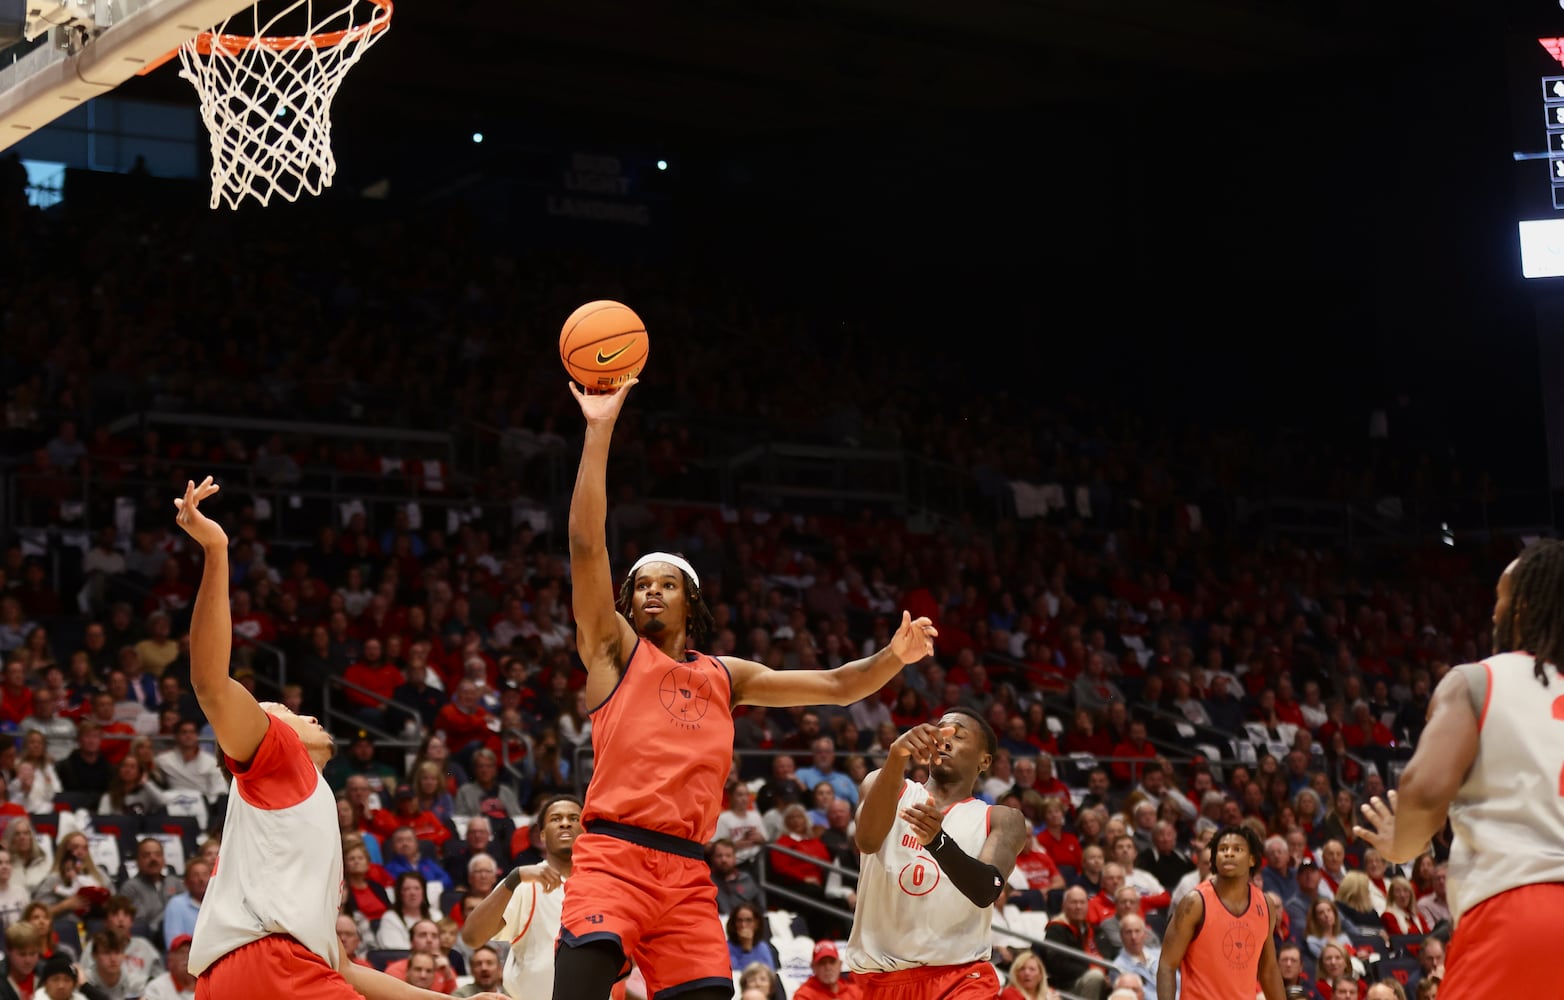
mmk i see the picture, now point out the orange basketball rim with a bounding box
[139,0,391,75]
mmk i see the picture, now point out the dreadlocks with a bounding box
[616,565,717,651]
[1495,539,1564,686]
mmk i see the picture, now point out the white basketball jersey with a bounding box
[499,877,565,1000]
[846,780,994,972]
[1447,653,1564,922]
[189,720,342,976]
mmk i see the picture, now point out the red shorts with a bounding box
[856,960,1002,1000]
[196,935,357,1000]
[1442,882,1564,999]
[559,830,733,997]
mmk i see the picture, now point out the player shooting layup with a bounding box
[554,380,938,1000]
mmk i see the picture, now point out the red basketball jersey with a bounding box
[581,639,734,843]
[1180,881,1270,1000]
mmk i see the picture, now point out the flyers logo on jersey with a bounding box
[658,664,713,728]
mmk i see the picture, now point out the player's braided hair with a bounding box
[617,562,716,650]
[1496,539,1564,686]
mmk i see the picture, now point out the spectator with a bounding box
[4,818,50,895]
[791,941,859,1000]
[709,839,765,917]
[385,826,454,894]
[451,854,499,924]
[1109,914,1160,1000]
[140,933,195,1000]
[724,903,778,973]
[116,841,181,937]
[795,737,858,808]
[35,832,108,920]
[392,654,446,733]
[1380,877,1428,937]
[434,681,498,762]
[335,913,371,969]
[80,694,136,768]
[158,860,209,950]
[1274,943,1319,1000]
[382,919,457,993]
[452,945,504,998]
[0,848,27,929]
[323,732,398,794]
[0,659,33,725]
[714,782,766,868]
[441,815,508,889]
[1304,899,1352,961]
[370,785,452,850]
[453,750,521,819]
[410,760,456,821]
[21,689,78,763]
[1000,949,1056,1000]
[340,838,392,932]
[1109,721,1157,787]
[0,922,42,1000]
[131,614,178,679]
[1414,863,1450,929]
[83,929,147,1000]
[152,719,225,797]
[100,756,168,816]
[376,871,435,951]
[1042,886,1108,1000]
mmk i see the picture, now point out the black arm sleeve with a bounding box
[926,831,1004,907]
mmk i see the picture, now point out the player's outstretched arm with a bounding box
[1354,669,1477,863]
[729,610,936,707]
[566,380,639,705]
[853,723,948,854]
[174,477,269,765]
[1155,887,1203,1000]
[339,950,505,1000]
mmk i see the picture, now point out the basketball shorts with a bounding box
[196,935,359,1000]
[856,960,1002,1000]
[559,825,734,998]
[1441,882,1564,999]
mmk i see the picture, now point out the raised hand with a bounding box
[890,610,938,663]
[568,377,637,426]
[173,477,227,550]
[890,723,956,767]
[1353,791,1401,859]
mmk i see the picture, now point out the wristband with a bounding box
[926,831,1005,907]
[504,868,522,891]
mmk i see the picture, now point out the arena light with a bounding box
[472,132,484,144]
[656,159,667,171]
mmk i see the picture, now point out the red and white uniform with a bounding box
[1446,653,1564,921]
[498,876,565,1000]
[847,781,993,973]
[189,719,342,976]
[1436,653,1564,999]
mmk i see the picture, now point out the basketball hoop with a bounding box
[174,0,392,209]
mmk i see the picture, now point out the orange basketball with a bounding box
[559,300,648,391]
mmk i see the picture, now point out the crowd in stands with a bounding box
[0,172,1522,999]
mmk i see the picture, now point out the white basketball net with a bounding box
[177,0,392,210]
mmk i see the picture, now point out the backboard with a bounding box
[0,0,252,151]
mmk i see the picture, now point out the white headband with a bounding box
[628,552,700,590]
